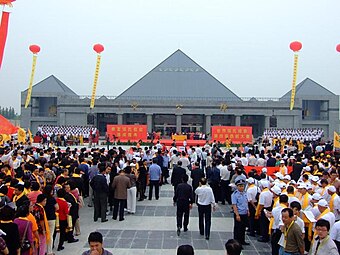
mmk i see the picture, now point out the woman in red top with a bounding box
[55,189,69,251]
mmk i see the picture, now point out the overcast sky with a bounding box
[0,0,340,112]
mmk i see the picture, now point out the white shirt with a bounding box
[295,216,305,233]
[195,185,216,206]
[247,185,259,203]
[259,189,273,208]
[320,211,336,229]
[271,204,285,229]
[330,221,340,241]
[219,165,230,181]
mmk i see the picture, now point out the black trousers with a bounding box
[53,220,67,249]
[220,180,229,204]
[94,192,108,221]
[198,204,212,238]
[248,202,257,235]
[271,229,282,255]
[176,200,190,229]
[233,214,248,244]
[210,182,220,202]
[260,209,270,241]
[149,180,160,200]
[138,180,146,199]
[162,167,169,183]
[113,199,126,220]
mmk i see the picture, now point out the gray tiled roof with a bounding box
[281,78,335,99]
[22,75,78,96]
[116,50,241,101]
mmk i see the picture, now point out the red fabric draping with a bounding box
[0,114,17,134]
[244,166,293,177]
[0,11,10,69]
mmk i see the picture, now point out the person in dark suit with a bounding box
[266,153,276,167]
[291,156,304,182]
[190,162,205,203]
[90,163,109,222]
[12,184,29,209]
[173,174,193,236]
[171,161,186,194]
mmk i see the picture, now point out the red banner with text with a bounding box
[211,126,252,144]
[107,125,147,142]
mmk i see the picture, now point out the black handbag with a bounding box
[20,221,31,251]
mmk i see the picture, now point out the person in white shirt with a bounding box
[317,199,336,229]
[269,194,289,255]
[256,180,273,242]
[246,177,259,237]
[219,161,231,205]
[195,178,216,240]
[330,220,340,251]
[327,186,340,221]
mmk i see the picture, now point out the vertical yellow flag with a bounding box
[290,54,299,110]
[334,131,340,149]
[28,128,33,143]
[25,54,38,108]
[17,127,26,143]
[90,54,102,109]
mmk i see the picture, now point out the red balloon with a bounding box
[93,44,104,54]
[29,45,40,54]
[289,41,302,52]
[336,44,340,53]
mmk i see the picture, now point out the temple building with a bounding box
[21,50,340,139]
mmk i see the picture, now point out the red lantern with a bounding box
[93,44,104,54]
[336,44,340,53]
[29,45,40,54]
[289,41,302,52]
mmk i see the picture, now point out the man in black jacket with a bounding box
[171,161,186,194]
[90,163,109,222]
[190,162,205,203]
[173,174,193,236]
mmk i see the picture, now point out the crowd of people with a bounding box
[0,131,339,255]
[263,128,324,142]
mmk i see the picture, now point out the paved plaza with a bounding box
[61,182,271,255]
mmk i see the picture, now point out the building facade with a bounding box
[20,50,340,139]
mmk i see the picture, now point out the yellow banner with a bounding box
[90,54,101,109]
[25,54,38,108]
[0,134,11,145]
[17,127,26,143]
[28,128,33,143]
[290,54,299,110]
[334,131,340,149]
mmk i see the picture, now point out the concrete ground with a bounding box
[57,181,271,255]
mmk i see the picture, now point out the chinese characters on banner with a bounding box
[211,126,252,144]
[106,125,147,142]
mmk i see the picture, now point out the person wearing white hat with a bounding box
[297,183,312,212]
[327,186,340,221]
[311,193,322,219]
[283,175,291,184]
[246,177,260,237]
[261,168,274,182]
[255,179,273,242]
[316,199,335,229]
[271,185,282,208]
[310,176,320,193]
[278,160,288,175]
